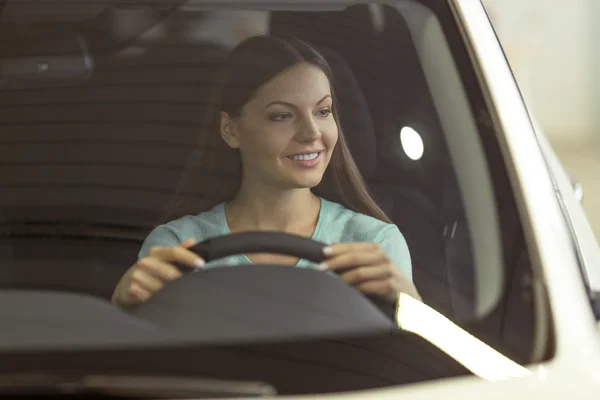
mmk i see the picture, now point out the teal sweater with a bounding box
[139,198,412,280]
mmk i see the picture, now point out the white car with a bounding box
[0,0,599,398]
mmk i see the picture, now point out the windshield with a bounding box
[0,0,538,397]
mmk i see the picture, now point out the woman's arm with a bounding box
[111,228,203,309]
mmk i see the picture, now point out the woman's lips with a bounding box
[286,151,322,168]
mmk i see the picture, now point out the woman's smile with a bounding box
[285,150,323,168]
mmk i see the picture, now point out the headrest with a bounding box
[313,46,378,180]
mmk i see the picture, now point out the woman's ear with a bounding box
[220,112,241,149]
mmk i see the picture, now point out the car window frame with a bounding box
[449,0,600,362]
[479,0,600,320]
[531,116,600,320]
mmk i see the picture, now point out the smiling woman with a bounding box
[184,35,391,218]
[218,62,337,191]
[111,35,419,309]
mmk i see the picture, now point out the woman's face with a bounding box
[220,62,339,190]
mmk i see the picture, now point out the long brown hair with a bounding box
[165,35,391,224]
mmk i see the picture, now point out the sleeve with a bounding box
[375,224,413,281]
[137,225,181,260]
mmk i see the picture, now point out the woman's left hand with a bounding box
[320,242,421,304]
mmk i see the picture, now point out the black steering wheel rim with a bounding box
[187,231,328,265]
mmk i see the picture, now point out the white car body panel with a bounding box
[533,119,600,294]
[451,0,600,370]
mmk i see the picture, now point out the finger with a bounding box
[149,245,205,268]
[323,242,381,257]
[339,264,393,285]
[180,238,196,248]
[320,250,388,271]
[131,268,166,292]
[128,282,152,303]
[137,257,183,281]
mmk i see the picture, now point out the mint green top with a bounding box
[139,198,412,280]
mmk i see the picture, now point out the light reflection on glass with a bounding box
[400,126,424,161]
[395,293,531,382]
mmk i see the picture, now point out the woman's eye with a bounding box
[316,108,332,118]
[270,113,291,122]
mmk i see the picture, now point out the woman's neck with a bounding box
[225,182,321,234]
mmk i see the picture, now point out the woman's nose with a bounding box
[297,115,322,141]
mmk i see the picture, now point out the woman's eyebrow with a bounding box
[315,94,332,105]
[265,94,332,109]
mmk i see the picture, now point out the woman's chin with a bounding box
[271,164,328,190]
[285,174,325,190]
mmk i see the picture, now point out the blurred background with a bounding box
[483,0,599,238]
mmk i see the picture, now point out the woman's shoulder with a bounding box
[160,203,226,239]
[320,198,400,243]
[139,203,227,257]
[320,198,412,279]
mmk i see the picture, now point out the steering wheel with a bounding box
[132,232,397,342]
[186,231,326,266]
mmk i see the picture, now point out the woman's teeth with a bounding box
[289,152,319,161]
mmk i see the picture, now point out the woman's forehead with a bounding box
[253,63,332,106]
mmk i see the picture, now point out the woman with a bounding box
[112,35,420,309]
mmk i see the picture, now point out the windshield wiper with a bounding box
[0,373,277,398]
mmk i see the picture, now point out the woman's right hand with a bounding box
[112,238,205,308]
